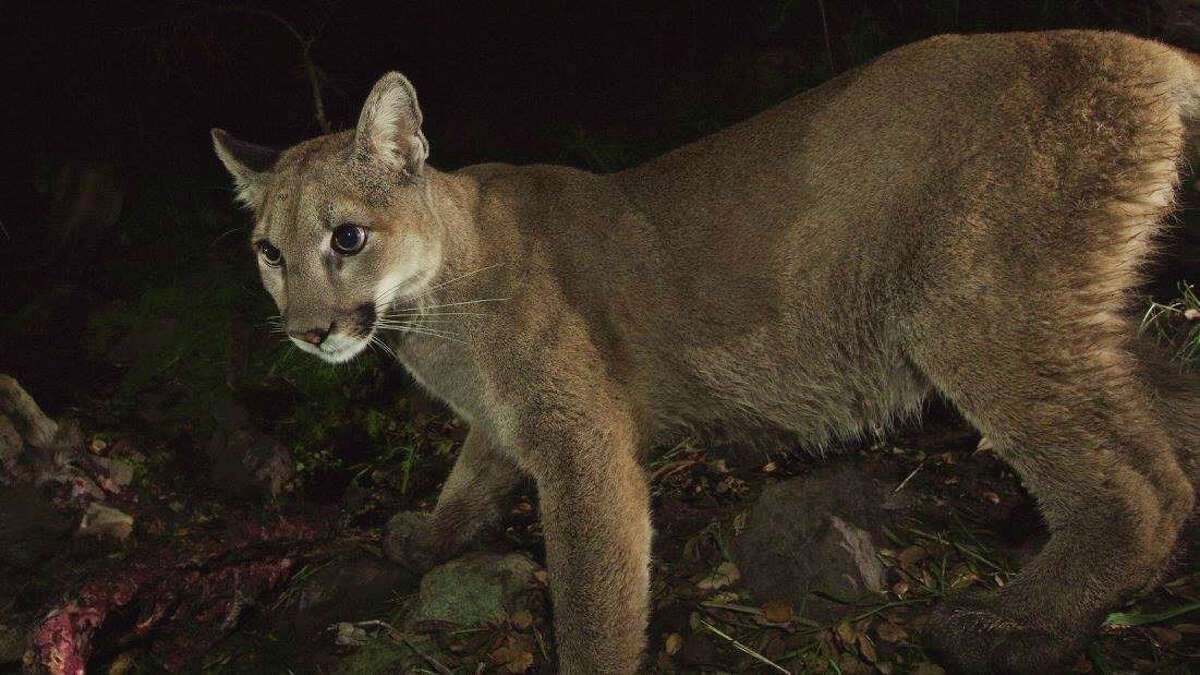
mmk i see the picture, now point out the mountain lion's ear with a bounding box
[211,128,280,208]
[354,72,429,176]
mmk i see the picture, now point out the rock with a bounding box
[77,502,133,541]
[409,552,544,627]
[732,463,903,623]
[271,557,415,639]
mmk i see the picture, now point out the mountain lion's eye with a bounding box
[256,240,282,266]
[331,224,367,255]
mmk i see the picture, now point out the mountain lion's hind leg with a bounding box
[911,322,1195,673]
[384,428,524,572]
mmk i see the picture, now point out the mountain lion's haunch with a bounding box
[215,30,1200,673]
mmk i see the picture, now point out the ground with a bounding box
[4,360,1199,673]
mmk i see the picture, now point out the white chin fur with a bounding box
[290,333,370,364]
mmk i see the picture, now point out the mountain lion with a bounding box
[214,30,1200,673]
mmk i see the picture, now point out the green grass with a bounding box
[1142,281,1200,368]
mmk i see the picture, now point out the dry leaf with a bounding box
[983,491,1001,504]
[697,561,740,590]
[664,632,683,655]
[1184,308,1200,321]
[1150,626,1183,645]
[876,621,908,643]
[858,633,878,662]
[492,646,534,673]
[898,545,927,566]
[892,580,909,598]
[760,601,794,625]
[510,610,533,630]
[762,460,777,473]
[836,620,857,645]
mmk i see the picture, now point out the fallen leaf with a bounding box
[1150,626,1183,645]
[898,545,926,566]
[836,620,857,645]
[696,561,740,590]
[760,601,794,625]
[1184,308,1200,321]
[492,645,534,673]
[876,621,908,643]
[858,633,878,662]
[983,491,1001,505]
[510,610,533,630]
[762,460,777,473]
[107,651,136,675]
[664,632,683,655]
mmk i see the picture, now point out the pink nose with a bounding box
[295,327,328,346]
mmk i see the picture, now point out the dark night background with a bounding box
[1,1,1199,672]
[2,1,1198,395]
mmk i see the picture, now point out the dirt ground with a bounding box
[5,362,1199,673]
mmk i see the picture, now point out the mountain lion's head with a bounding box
[213,73,439,363]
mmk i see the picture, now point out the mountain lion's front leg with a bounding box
[524,413,652,674]
[384,428,524,572]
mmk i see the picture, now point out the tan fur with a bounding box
[215,31,1200,673]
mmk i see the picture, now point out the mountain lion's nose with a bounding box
[294,326,329,346]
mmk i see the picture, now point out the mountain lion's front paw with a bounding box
[924,592,1087,674]
[383,511,440,573]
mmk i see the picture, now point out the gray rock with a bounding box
[409,552,544,627]
[272,557,415,639]
[732,463,904,623]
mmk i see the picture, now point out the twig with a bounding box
[893,463,922,493]
[698,618,791,674]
